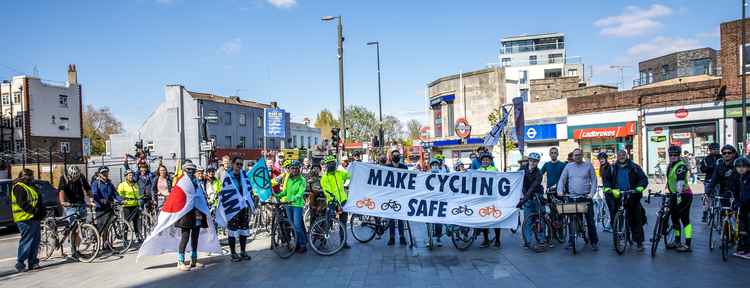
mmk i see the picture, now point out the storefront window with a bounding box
[647,122,717,175]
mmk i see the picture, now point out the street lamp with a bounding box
[367,41,384,150]
[322,15,346,149]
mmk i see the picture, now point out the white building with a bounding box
[289,121,321,149]
[0,65,83,162]
[497,33,583,102]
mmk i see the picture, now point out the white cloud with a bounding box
[594,4,673,37]
[219,38,242,56]
[267,0,296,8]
[627,36,701,61]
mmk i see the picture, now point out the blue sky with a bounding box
[0,0,737,132]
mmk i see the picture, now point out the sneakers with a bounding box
[676,244,692,253]
[436,237,443,247]
[564,243,573,250]
[494,240,501,248]
[15,262,26,273]
[177,261,191,271]
[240,253,252,261]
[666,241,680,250]
[297,247,307,254]
[735,251,750,260]
[479,240,491,248]
[387,238,395,246]
[230,253,242,262]
[343,243,351,249]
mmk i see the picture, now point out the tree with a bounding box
[406,119,422,140]
[314,109,338,140]
[83,105,123,155]
[382,115,404,142]
[344,105,377,143]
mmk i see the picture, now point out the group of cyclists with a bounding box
[11,141,750,273]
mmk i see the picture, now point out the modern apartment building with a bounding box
[634,47,721,88]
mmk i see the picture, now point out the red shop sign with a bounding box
[675,108,689,119]
[573,122,636,139]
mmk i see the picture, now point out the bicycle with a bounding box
[557,195,590,255]
[612,190,636,255]
[355,198,376,209]
[479,205,502,218]
[713,195,739,262]
[646,191,676,257]
[593,187,612,232]
[521,193,551,251]
[545,187,567,244]
[98,203,135,255]
[444,225,477,250]
[266,200,297,259]
[308,197,347,256]
[708,195,726,251]
[39,205,101,263]
[139,201,158,240]
[350,214,414,247]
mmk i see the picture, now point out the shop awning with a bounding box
[569,121,636,139]
[430,137,483,147]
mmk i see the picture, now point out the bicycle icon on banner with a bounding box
[380,200,402,212]
[451,205,474,216]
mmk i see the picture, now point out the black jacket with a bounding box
[599,163,614,190]
[520,164,543,203]
[729,172,749,204]
[700,154,721,179]
[603,160,648,192]
[708,157,737,196]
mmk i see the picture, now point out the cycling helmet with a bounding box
[734,157,750,167]
[597,151,609,160]
[434,154,445,161]
[708,143,720,150]
[528,152,541,161]
[323,155,337,164]
[206,166,216,173]
[98,166,110,173]
[454,160,464,169]
[124,169,135,176]
[479,151,493,160]
[289,160,301,168]
[668,145,682,156]
[67,165,81,179]
[429,158,441,165]
[196,165,205,172]
[721,144,737,155]
[282,159,293,168]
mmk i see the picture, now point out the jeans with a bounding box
[64,206,87,224]
[568,198,598,245]
[522,199,546,245]
[16,220,41,268]
[286,206,306,248]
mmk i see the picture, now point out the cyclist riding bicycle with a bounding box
[520,152,545,250]
[603,150,648,252]
[729,156,750,259]
[478,151,502,248]
[700,143,721,222]
[666,145,694,252]
[320,155,351,249]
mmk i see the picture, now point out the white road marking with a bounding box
[0,235,21,242]
[0,257,16,263]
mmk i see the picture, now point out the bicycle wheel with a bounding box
[600,204,612,232]
[552,213,567,244]
[568,215,577,255]
[74,224,101,262]
[721,220,730,262]
[450,226,475,251]
[309,217,346,256]
[107,220,134,255]
[708,214,716,251]
[272,218,297,259]
[350,214,378,243]
[613,211,626,255]
[650,214,663,258]
[39,223,58,260]
[426,223,434,250]
[139,213,156,240]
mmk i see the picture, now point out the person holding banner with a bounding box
[387,149,408,246]
[221,157,255,262]
[320,155,352,249]
[478,151,502,248]
[276,160,308,253]
[429,158,448,247]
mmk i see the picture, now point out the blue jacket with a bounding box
[92,178,121,211]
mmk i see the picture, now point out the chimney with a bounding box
[67,64,77,85]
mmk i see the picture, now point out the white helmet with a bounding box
[67,165,81,179]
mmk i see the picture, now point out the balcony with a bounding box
[632,65,721,87]
[500,42,564,54]
[494,56,582,68]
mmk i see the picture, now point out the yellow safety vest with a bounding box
[11,182,38,223]
[117,181,141,207]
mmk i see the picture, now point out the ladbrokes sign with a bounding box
[573,121,636,139]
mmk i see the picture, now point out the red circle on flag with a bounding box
[161,176,187,213]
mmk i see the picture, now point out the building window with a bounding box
[433,108,443,138]
[549,53,563,64]
[315,137,318,145]
[519,70,528,84]
[59,95,68,108]
[566,68,578,77]
[447,102,455,136]
[239,113,247,126]
[741,44,750,74]
[1,93,9,105]
[544,68,562,78]
[691,58,712,76]
[308,137,312,149]
[257,116,263,128]
[15,112,22,128]
[60,142,70,153]
[13,92,21,104]
[224,112,231,125]
[59,117,69,130]
[257,136,263,148]
[520,89,529,102]
[501,58,511,66]
[529,55,537,65]
[660,64,669,79]
[15,140,23,151]
[239,136,246,148]
[225,136,232,147]
[206,110,219,124]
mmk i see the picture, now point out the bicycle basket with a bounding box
[555,202,589,214]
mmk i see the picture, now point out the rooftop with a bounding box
[501,32,564,42]
[186,89,272,109]
[638,47,717,65]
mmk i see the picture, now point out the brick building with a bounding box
[634,47,720,88]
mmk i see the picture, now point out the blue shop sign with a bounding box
[524,124,557,141]
[264,108,287,138]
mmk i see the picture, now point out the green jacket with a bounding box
[667,160,690,194]
[479,166,498,172]
[278,175,307,208]
[321,170,350,205]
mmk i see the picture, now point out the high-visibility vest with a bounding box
[11,182,38,223]
[117,181,142,207]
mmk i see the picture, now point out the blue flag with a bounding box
[482,106,509,147]
[248,157,273,202]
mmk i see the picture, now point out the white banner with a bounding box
[343,162,524,228]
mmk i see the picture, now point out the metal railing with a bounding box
[492,56,582,68]
[500,42,564,54]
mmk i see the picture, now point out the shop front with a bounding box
[568,121,636,173]
[524,123,560,167]
[644,103,722,175]
[431,137,484,169]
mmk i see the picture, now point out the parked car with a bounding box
[0,179,61,228]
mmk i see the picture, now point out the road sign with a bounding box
[455,118,472,139]
[82,138,91,156]
[200,140,214,152]
[264,108,287,138]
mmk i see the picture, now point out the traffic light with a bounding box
[331,128,341,146]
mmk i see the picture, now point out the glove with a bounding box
[280,196,288,203]
[635,187,645,193]
[612,189,621,198]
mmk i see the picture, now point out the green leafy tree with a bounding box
[382,115,404,142]
[344,105,377,143]
[406,119,422,140]
[83,105,123,155]
[314,109,339,140]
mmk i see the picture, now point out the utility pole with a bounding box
[322,15,346,155]
[742,0,748,150]
[367,41,384,150]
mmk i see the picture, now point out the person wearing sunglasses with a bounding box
[706,145,739,211]
[699,143,721,222]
